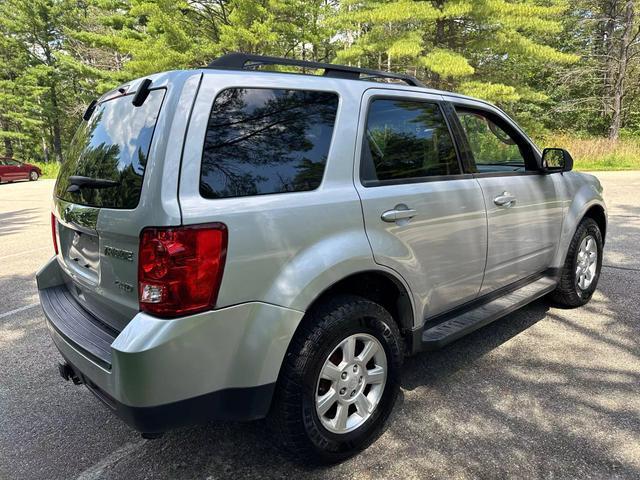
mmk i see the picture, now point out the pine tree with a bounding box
[73,0,226,78]
[218,0,337,61]
[334,0,579,111]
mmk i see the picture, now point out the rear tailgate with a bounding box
[53,202,140,332]
[51,85,168,332]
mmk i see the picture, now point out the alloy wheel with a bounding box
[576,234,598,290]
[315,333,387,434]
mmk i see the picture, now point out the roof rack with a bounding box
[207,53,425,87]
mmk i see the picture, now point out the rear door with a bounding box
[355,89,488,321]
[0,158,8,180]
[450,100,564,294]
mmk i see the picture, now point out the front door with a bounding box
[15,160,30,180]
[5,159,28,180]
[355,89,488,321]
[452,104,564,294]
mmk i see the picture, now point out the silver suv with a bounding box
[37,53,607,463]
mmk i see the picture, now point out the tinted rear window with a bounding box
[200,88,338,199]
[361,99,460,184]
[55,89,165,209]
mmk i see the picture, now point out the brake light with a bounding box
[138,224,227,318]
[51,213,59,255]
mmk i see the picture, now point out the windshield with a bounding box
[55,89,166,209]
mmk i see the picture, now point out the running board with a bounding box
[421,276,557,350]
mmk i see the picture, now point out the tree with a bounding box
[71,0,228,79]
[0,0,638,165]
[1,0,68,162]
[543,0,640,138]
[0,25,50,160]
[0,0,109,162]
[333,0,578,115]
[605,0,638,139]
[218,0,337,60]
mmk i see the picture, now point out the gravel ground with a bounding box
[0,173,638,480]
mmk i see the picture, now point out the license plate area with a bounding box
[59,224,100,283]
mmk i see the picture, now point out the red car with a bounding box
[0,157,41,183]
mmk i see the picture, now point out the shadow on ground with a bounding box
[0,208,41,237]
[1,176,639,480]
[3,269,635,480]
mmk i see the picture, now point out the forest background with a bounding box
[1,0,639,173]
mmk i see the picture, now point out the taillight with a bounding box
[138,224,227,318]
[51,213,59,255]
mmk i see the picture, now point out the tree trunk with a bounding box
[608,0,635,140]
[42,136,49,163]
[601,0,618,119]
[434,0,446,45]
[435,19,445,46]
[50,83,64,162]
[1,117,13,158]
[433,0,446,89]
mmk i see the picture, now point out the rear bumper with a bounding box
[59,358,275,433]
[37,257,303,432]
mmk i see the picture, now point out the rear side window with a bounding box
[55,89,166,209]
[361,99,460,185]
[200,88,339,199]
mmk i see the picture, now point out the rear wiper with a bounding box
[66,175,119,193]
[82,100,97,121]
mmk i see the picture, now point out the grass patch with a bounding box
[32,161,61,179]
[541,134,640,171]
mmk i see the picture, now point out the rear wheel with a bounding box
[29,170,39,181]
[269,294,403,464]
[549,217,603,307]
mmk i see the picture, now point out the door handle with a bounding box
[381,207,417,223]
[494,192,516,207]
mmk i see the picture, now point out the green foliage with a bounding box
[0,0,637,169]
[32,161,61,179]
[420,49,474,78]
[334,0,576,105]
[460,81,520,103]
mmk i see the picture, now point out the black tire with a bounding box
[29,170,39,181]
[269,294,403,464]
[549,217,603,307]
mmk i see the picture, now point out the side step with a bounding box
[421,276,557,350]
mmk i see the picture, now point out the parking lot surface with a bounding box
[0,173,639,480]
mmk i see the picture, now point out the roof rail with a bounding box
[207,53,425,87]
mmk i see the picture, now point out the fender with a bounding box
[552,175,607,269]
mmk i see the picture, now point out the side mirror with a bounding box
[541,148,573,173]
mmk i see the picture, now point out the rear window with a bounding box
[200,88,339,199]
[361,99,460,184]
[55,89,166,209]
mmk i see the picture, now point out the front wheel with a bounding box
[549,217,603,307]
[269,294,403,464]
[29,170,39,181]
